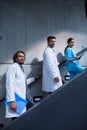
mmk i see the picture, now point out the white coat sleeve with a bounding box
[6,65,16,102]
[26,77,35,85]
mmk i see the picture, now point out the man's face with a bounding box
[48,38,56,48]
[16,52,25,64]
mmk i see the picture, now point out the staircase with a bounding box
[2,69,87,130]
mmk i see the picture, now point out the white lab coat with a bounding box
[42,46,62,92]
[5,63,35,118]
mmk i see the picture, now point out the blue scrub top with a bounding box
[65,47,79,71]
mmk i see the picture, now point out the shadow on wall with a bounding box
[27,58,42,77]
[57,52,69,83]
[57,52,65,64]
[0,74,6,100]
[27,58,43,98]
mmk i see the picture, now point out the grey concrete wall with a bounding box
[0,0,87,100]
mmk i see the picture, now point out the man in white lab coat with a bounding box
[5,51,39,119]
[42,36,63,93]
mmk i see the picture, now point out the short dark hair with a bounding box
[67,38,74,43]
[13,51,25,62]
[47,36,56,42]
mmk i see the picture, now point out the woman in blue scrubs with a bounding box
[64,38,85,79]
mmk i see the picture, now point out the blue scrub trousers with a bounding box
[69,65,85,79]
